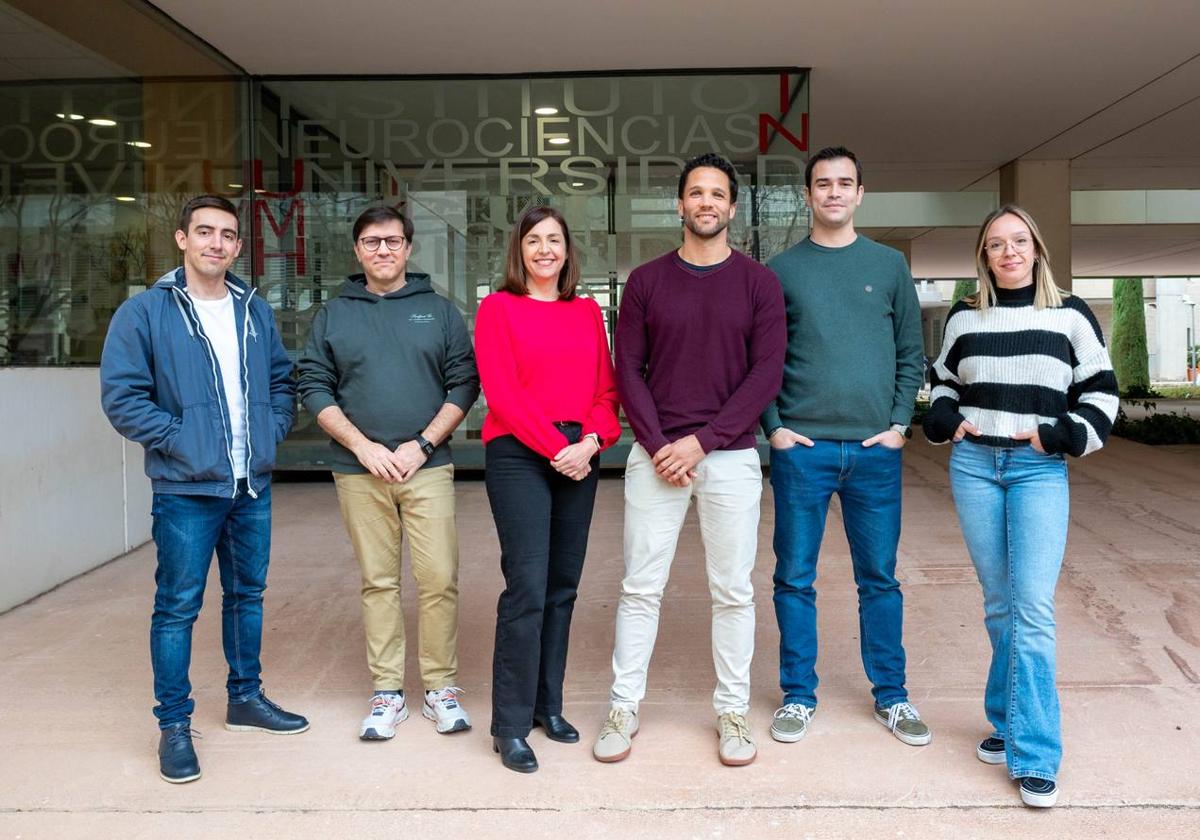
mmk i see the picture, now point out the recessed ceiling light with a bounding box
[228,183,243,189]
[534,106,558,115]
[88,118,117,127]
[548,137,570,145]
[55,112,85,120]
[253,189,266,194]
[126,140,151,148]
[115,196,136,202]
[571,182,585,187]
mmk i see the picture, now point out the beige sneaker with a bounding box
[593,707,638,763]
[717,711,756,766]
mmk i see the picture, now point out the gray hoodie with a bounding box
[297,273,479,472]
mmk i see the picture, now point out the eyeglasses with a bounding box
[358,235,407,252]
[984,235,1033,256]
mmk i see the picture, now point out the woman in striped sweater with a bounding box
[924,205,1118,808]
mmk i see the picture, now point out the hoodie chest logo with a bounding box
[408,313,435,324]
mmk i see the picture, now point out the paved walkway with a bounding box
[2,436,1198,839]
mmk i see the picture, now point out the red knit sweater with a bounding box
[475,290,621,459]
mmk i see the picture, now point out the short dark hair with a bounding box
[351,205,414,244]
[499,204,580,300]
[677,153,739,205]
[178,195,239,236]
[805,146,862,189]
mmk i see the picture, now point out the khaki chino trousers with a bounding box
[333,465,459,691]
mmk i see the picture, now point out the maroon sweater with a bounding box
[615,250,786,454]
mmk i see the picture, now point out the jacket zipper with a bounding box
[240,288,258,499]
[174,286,239,499]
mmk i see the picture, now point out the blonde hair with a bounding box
[967,204,1068,311]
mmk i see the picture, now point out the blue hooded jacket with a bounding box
[100,267,296,497]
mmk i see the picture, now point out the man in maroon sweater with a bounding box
[592,153,786,767]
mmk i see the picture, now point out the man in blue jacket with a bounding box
[101,194,308,784]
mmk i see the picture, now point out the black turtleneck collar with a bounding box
[994,283,1036,306]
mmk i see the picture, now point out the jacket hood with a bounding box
[338,272,434,302]
[153,266,251,297]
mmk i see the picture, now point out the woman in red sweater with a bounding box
[475,205,621,773]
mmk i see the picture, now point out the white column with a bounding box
[1000,160,1072,292]
[1155,277,1188,381]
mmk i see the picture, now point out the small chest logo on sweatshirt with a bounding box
[409,313,435,324]
[864,285,873,293]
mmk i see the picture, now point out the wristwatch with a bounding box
[415,434,436,457]
[890,423,912,440]
[584,432,602,450]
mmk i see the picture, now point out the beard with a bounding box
[682,212,729,240]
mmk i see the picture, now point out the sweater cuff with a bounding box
[1039,418,1085,457]
[922,398,964,444]
[639,432,671,458]
[760,405,782,437]
[693,426,720,454]
[445,384,480,413]
[301,392,338,419]
[889,405,915,427]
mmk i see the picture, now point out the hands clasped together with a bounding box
[352,439,428,483]
[551,437,601,481]
[651,433,706,487]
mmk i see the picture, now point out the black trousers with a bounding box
[485,432,600,737]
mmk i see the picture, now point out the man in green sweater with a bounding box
[298,205,479,742]
[760,147,929,748]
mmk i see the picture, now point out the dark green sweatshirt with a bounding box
[760,236,924,440]
[297,273,479,472]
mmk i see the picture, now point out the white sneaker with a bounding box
[423,686,471,734]
[717,711,757,766]
[359,692,408,740]
[593,707,638,763]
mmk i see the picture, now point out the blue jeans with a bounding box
[150,482,272,727]
[950,440,1068,782]
[770,440,908,707]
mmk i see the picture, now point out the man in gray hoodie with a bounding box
[298,205,479,740]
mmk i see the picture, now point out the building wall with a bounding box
[0,368,151,613]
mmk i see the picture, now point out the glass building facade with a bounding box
[1,4,810,466]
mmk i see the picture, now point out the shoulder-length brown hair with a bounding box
[498,204,580,300]
[968,204,1068,312]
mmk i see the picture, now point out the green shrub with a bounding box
[1153,385,1199,399]
[1112,410,1200,445]
[1110,278,1150,394]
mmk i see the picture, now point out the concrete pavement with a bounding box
[1,435,1198,839]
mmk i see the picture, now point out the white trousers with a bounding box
[609,443,762,715]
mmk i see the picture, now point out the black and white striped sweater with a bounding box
[923,284,1119,457]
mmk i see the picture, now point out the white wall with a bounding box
[0,368,151,613]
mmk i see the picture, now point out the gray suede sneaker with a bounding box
[717,712,756,766]
[874,701,931,746]
[770,703,815,743]
[593,707,638,763]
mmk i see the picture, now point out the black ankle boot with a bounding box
[226,693,310,734]
[493,736,538,773]
[532,713,580,743]
[158,722,201,784]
